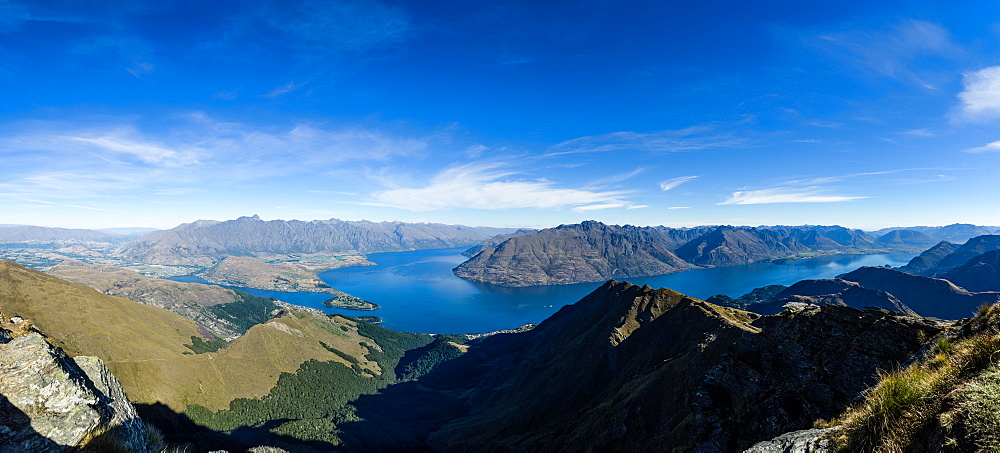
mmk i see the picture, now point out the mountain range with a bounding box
[455,221,943,287]
[116,215,514,266]
[711,265,1000,320]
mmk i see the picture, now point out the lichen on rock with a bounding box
[0,332,153,452]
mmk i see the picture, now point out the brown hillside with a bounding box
[0,260,386,412]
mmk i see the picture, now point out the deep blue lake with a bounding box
[171,248,916,335]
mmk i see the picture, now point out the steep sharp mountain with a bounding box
[453,221,696,286]
[927,234,1000,274]
[898,240,959,275]
[455,222,902,287]
[939,249,1000,292]
[118,215,513,265]
[840,266,1000,320]
[875,229,939,250]
[420,280,944,452]
[461,228,539,257]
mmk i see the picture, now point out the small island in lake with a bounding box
[323,294,380,311]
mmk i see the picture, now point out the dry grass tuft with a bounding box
[825,303,1000,451]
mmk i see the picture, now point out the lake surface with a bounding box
[174,248,916,335]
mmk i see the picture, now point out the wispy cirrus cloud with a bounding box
[546,125,751,156]
[717,168,958,206]
[263,81,304,98]
[659,175,697,191]
[0,115,429,199]
[364,163,633,212]
[956,66,1000,121]
[585,167,646,187]
[258,0,410,54]
[718,187,867,205]
[66,131,201,167]
[900,128,936,137]
[809,20,961,89]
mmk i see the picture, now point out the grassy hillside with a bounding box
[0,260,418,414]
[47,262,262,338]
[822,303,1000,451]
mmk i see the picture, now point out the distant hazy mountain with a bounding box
[118,215,515,265]
[874,229,938,250]
[461,228,539,257]
[455,221,908,287]
[0,225,128,244]
[899,235,1000,276]
[96,227,160,237]
[870,223,996,244]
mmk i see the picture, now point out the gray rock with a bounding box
[75,356,151,451]
[744,427,834,452]
[0,332,152,452]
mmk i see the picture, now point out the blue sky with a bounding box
[3,0,1000,230]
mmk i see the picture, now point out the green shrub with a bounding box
[184,335,227,354]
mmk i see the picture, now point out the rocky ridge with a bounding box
[0,328,153,452]
[418,280,945,451]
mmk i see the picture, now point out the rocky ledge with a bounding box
[0,330,154,452]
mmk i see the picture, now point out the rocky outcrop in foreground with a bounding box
[0,330,153,452]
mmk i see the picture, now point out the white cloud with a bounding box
[0,115,430,200]
[547,125,750,156]
[571,203,628,212]
[263,81,303,98]
[964,140,1000,153]
[811,20,960,89]
[659,175,697,191]
[667,206,690,210]
[67,131,201,166]
[901,128,935,137]
[718,188,866,205]
[586,167,646,187]
[365,163,632,211]
[957,66,1000,121]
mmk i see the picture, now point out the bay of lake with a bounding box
[172,247,916,335]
